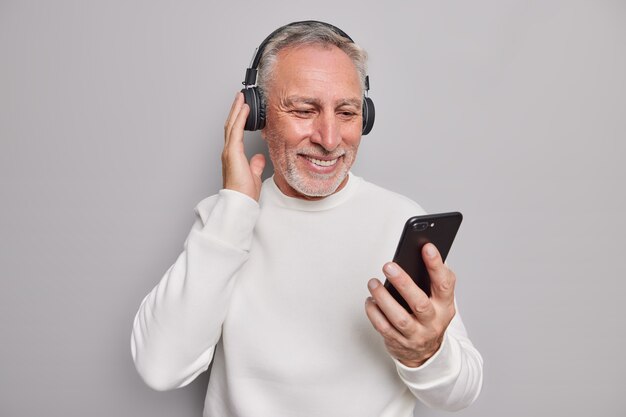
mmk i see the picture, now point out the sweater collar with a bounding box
[261,172,361,211]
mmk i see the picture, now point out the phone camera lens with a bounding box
[412,222,429,231]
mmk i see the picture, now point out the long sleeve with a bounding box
[393,308,484,411]
[131,189,260,391]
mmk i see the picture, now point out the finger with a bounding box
[225,102,250,153]
[364,296,406,342]
[225,93,248,143]
[382,263,436,324]
[422,243,456,303]
[367,278,418,337]
[225,92,244,138]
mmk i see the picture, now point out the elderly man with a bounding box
[132,21,483,417]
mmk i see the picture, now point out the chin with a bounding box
[286,170,349,198]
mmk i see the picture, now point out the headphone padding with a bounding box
[242,87,262,131]
[257,93,266,130]
[362,96,375,135]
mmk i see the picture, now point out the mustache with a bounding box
[297,146,346,159]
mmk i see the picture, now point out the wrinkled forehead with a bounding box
[268,45,363,97]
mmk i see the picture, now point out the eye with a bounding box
[291,109,315,118]
[338,110,358,120]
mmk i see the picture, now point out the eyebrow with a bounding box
[282,96,362,108]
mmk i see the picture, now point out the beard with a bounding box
[284,148,353,197]
[266,138,358,198]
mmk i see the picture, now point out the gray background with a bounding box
[1,0,624,416]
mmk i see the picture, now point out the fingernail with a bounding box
[368,279,380,290]
[425,244,436,259]
[383,263,399,277]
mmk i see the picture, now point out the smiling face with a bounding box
[261,44,363,200]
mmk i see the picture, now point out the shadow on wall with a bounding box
[190,370,211,410]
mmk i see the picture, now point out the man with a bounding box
[132,21,483,416]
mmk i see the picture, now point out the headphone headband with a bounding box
[240,20,375,135]
[248,21,354,74]
[243,21,356,88]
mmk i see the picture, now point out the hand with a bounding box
[222,92,266,201]
[365,243,457,367]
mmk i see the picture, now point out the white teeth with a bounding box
[306,156,338,167]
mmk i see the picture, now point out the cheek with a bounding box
[282,117,313,140]
[264,125,292,163]
[269,118,312,148]
[343,125,363,149]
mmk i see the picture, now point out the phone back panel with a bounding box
[384,212,462,312]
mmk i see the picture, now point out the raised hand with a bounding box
[222,92,266,201]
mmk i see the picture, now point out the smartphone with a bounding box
[383,212,463,313]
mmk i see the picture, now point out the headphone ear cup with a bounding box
[241,87,265,131]
[257,93,266,130]
[361,96,375,135]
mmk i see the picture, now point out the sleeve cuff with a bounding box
[194,189,260,251]
[393,332,462,390]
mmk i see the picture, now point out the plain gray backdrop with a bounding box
[1,1,624,416]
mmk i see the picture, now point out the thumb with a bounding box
[423,243,455,302]
[249,153,266,179]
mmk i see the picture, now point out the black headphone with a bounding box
[240,20,375,135]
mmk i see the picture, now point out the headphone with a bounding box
[240,20,375,135]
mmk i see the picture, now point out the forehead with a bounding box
[269,44,362,99]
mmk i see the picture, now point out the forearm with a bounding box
[131,190,259,390]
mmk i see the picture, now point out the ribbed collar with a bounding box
[260,172,362,212]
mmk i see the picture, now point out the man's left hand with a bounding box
[365,243,457,368]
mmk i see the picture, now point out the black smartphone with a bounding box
[383,212,463,313]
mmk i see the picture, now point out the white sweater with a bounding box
[131,173,483,417]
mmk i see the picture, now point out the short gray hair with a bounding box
[256,21,368,104]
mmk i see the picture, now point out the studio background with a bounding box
[1,1,624,416]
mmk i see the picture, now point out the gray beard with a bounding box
[283,163,349,197]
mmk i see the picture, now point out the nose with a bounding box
[310,111,341,151]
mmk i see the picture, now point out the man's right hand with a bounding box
[222,92,266,201]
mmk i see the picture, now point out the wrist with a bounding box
[398,339,443,368]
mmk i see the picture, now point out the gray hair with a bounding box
[256,22,368,104]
